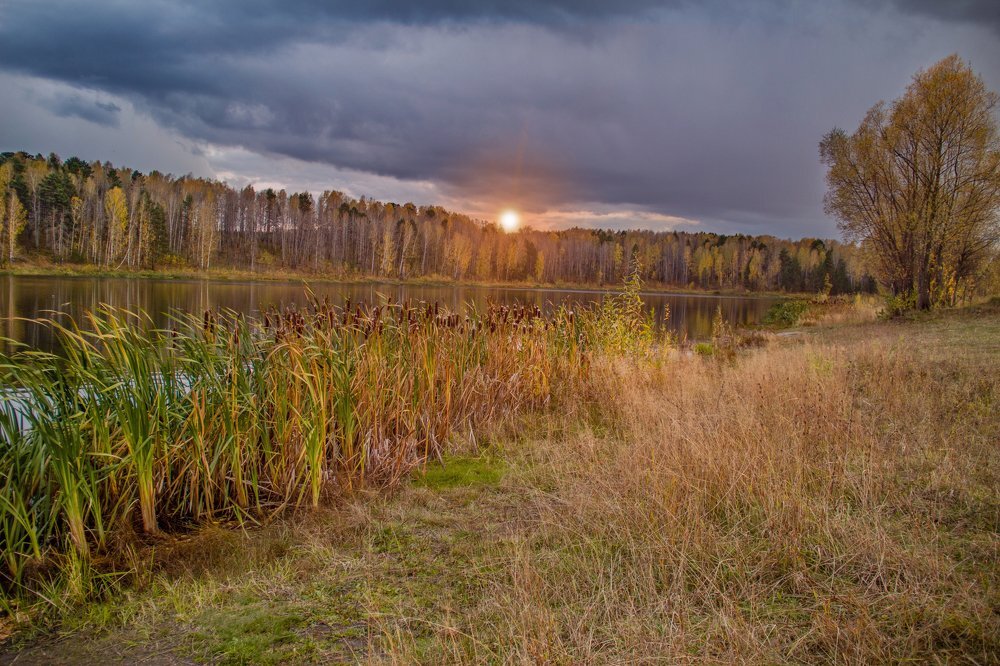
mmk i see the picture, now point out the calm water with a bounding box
[0,275,778,351]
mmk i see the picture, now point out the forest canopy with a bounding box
[0,150,874,293]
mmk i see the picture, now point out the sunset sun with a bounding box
[499,210,520,232]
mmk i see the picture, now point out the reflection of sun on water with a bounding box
[499,210,520,232]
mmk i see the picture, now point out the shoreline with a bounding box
[1,262,801,300]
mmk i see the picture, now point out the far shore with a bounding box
[1,260,801,300]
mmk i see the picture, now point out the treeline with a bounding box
[0,151,875,293]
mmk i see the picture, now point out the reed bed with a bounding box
[0,284,656,605]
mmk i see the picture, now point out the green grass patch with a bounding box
[188,603,312,664]
[693,341,715,357]
[413,454,506,490]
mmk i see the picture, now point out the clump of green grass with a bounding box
[692,341,714,357]
[413,454,505,490]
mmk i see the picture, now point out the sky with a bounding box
[0,0,998,239]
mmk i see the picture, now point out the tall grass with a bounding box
[0,280,656,605]
[474,324,999,662]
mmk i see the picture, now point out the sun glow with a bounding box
[499,210,520,232]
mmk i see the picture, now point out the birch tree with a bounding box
[104,186,129,266]
[1,164,27,266]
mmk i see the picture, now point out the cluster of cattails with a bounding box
[480,303,545,333]
[202,309,214,334]
[256,298,554,343]
[0,282,657,596]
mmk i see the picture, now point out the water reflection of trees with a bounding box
[0,275,777,352]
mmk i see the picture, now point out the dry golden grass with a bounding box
[801,294,883,326]
[482,356,1000,662]
[374,304,998,663]
[3,303,997,664]
[466,307,998,663]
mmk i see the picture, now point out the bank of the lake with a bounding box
[3,300,997,663]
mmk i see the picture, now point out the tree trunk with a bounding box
[915,269,932,310]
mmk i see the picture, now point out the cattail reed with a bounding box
[0,277,656,599]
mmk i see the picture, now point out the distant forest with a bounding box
[0,151,875,293]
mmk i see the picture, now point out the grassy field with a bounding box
[2,300,998,663]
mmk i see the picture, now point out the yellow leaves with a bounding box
[70,195,84,226]
[822,55,1000,307]
[23,159,48,191]
[103,187,130,264]
[3,187,26,262]
[104,186,128,234]
[9,193,26,234]
[0,161,11,192]
[0,163,10,243]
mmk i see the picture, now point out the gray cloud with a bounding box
[43,92,122,127]
[870,0,1000,34]
[0,0,997,237]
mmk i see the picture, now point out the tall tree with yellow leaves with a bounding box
[0,163,26,265]
[104,186,129,267]
[821,55,1000,309]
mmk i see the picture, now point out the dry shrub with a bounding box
[805,294,882,327]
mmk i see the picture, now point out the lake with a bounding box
[0,275,779,351]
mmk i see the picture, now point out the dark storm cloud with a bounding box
[875,0,1000,33]
[0,0,998,236]
[43,92,122,128]
[0,0,706,98]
